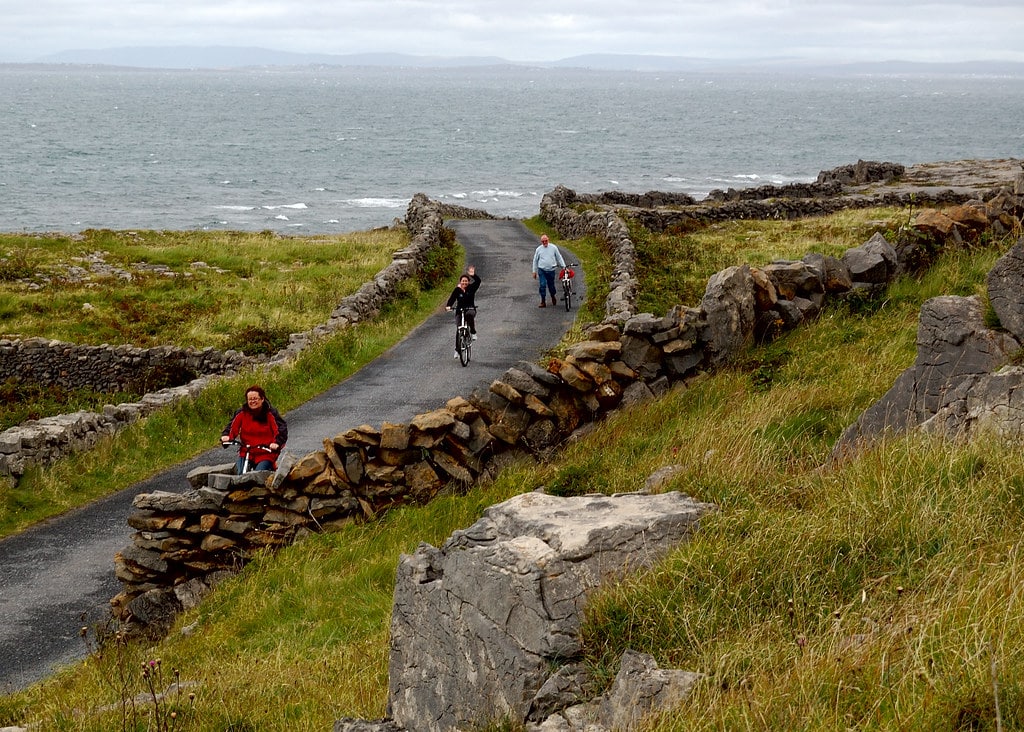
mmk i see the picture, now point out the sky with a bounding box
[1,0,1022,65]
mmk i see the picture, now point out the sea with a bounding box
[1,65,1022,235]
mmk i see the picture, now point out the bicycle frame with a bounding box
[223,438,275,473]
[559,265,577,311]
[455,307,473,366]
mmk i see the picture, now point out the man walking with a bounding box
[532,234,566,308]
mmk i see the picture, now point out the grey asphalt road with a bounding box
[0,220,585,694]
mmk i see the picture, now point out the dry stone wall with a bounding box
[0,194,492,483]
[114,164,1023,634]
[0,339,249,393]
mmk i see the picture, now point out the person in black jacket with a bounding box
[445,265,481,356]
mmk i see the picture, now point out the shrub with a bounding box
[418,227,460,290]
[225,323,292,356]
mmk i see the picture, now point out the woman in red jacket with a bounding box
[220,385,285,473]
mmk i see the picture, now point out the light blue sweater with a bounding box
[532,243,566,273]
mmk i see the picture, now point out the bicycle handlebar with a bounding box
[222,438,275,451]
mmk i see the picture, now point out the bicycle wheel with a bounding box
[458,327,471,366]
[562,279,572,311]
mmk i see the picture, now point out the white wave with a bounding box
[262,203,308,210]
[733,174,761,181]
[662,176,689,183]
[214,205,256,211]
[342,197,409,209]
[274,215,289,221]
[468,189,524,200]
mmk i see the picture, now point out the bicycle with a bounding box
[559,265,578,312]
[454,307,473,367]
[222,437,277,473]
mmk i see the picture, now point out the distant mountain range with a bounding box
[8,46,1024,75]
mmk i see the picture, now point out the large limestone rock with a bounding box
[833,295,1020,456]
[386,491,715,732]
[986,237,1024,342]
[842,232,897,285]
[701,264,756,367]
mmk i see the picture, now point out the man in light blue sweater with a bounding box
[531,234,566,308]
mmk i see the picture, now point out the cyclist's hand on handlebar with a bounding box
[445,306,452,311]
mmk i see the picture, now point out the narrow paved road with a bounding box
[0,220,585,693]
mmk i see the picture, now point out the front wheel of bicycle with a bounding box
[457,327,471,366]
[562,281,572,311]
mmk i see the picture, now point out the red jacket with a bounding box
[226,410,281,466]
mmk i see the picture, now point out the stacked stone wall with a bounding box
[0,339,250,393]
[113,175,1023,632]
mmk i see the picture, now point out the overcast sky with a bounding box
[2,0,1022,64]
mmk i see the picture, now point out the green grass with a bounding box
[3,213,1023,731]
[0,227,410,430]
[0,228,400,348]
[629,207,908,315]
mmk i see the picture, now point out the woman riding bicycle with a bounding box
[220,384,286,473]
[445,265,480,357]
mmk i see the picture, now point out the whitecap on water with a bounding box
[262,203,308,210]
[342,197,409,208]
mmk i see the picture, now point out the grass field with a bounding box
[3,209,1023,731]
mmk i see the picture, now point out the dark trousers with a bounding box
[538,269,557,300]
[455,307,476,348]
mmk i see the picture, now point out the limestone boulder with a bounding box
[700,264,756,367]
[386,491,715,732]
[986,237,1024,342]
[832,294,1020,457]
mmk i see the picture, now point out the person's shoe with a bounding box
[538,301,546,308]
[471,333,477,340]
[551,295,557,304]
[454,351,460,358]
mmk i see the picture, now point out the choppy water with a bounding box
[1,65,1022,234]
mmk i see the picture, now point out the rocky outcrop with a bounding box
[833,237,1024,455]
[383,491,713,732]
[815,160,906,186]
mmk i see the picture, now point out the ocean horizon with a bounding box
[2,65,1022,235]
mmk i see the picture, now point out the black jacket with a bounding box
[446,273,481,311]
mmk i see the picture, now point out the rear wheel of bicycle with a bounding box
[457,327,471,366]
